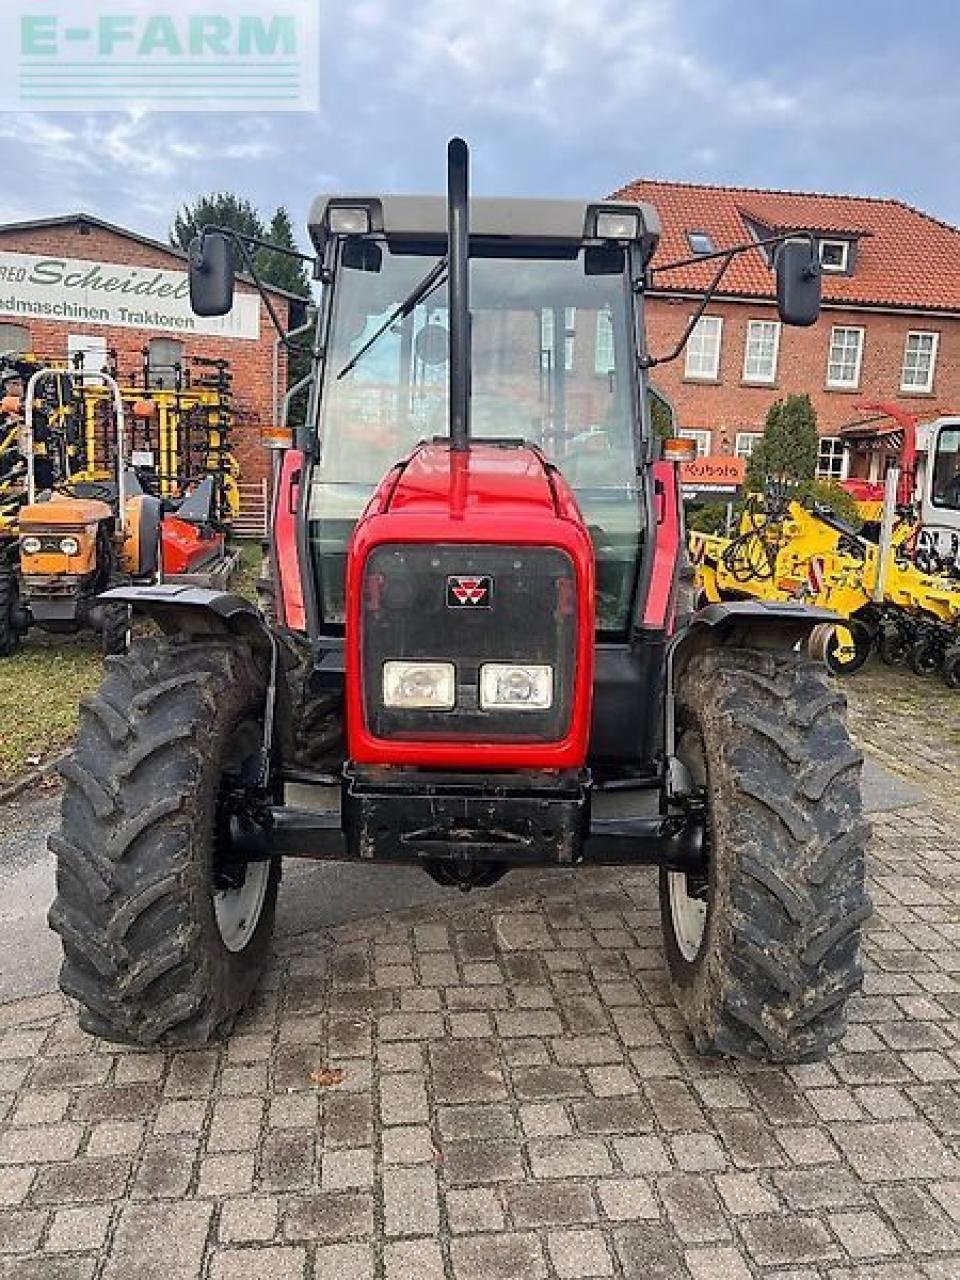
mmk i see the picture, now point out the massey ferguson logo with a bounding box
[447,575,493,608]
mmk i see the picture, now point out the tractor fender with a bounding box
[663,600,838,769]
[98,584,271,646]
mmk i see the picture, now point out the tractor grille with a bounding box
[361,543,578,743]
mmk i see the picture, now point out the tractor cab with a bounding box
[305,196,659,636]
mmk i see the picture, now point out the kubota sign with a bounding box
[680,455,746,502]
[1,1,319,111]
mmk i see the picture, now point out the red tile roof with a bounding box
[611,178,960,313]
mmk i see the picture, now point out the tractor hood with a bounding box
[382,441,567,523]
[345,439,597,770]
[20,497,112,528]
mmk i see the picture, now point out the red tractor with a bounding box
[50,141,868,1062]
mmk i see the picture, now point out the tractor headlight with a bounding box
[21,536,42,555]
[596,210,639,240]
[328,205,371,235]
[480,664,553,711]
[383,661,455,710]
[59,536,81,556]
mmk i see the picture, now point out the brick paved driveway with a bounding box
[1,669,959,1279]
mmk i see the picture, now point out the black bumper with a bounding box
[255,765,703,873]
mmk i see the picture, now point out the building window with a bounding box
[826,326,864,389]
[819,239,850,272]
[742,320,780,384]
[68,334,108,379]
[541,308,575,373]
[594,311,615,375]
[817,436,847,480]
[680,428,712,457]
[148,338,184,390]
[735,431,762,458]
[0,323,30,355]
[684,315,723,381]
[687,231,714,256]
[563,306,576,373]
[900,331,938,393]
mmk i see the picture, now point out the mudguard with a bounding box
[98,584,270,643]
[663,599,839,780]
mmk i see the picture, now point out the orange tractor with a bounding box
[0,367,229,655]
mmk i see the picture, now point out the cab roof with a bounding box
[308,194,661,259]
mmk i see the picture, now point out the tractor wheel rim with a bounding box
[669,726,710,964]
[213,716,269,953]
[667,872,708,962]
[214,860,270,953]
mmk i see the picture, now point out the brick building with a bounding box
[613,179,960,482]
[0,213,297,505]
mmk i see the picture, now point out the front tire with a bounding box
[660,646,870,1063]
[48,635,279,1046]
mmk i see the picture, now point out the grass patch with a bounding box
[233,540,262,602]
[0,635,103,783]
[0,541,262,785]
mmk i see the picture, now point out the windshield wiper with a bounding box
[336,257,448,380]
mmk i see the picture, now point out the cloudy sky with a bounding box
[2,0,959,248]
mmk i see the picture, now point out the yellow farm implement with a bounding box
[690,496,960,687]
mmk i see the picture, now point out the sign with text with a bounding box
[0,250,261,340]
[680,455,746,502]
[0,2,319,112]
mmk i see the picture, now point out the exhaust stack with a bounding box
[447,137,470,452]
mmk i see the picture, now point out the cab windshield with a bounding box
[932,426,960,511]
[309,241,644,632]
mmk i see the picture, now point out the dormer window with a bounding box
[819,239,850,273]
[687,231,715,256]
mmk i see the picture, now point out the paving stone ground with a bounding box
[0,667,958,1278]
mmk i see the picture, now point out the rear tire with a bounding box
[48,635,279,1046]
[660,646,870,1063]
[0,569,22,657]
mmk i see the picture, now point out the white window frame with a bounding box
[826,325,864,390]
[679,428,712,457]
[819,239,850,272]
[817,436,848,481]
[734,431,762,459]
[684,315,723,381]
[899,330,939,393]
[742,319,781,385]
[594,311,615,375]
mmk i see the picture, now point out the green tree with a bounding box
[259,207,311,299]
[648,385,676,439]
[746,393,819,492]
[171,195,316,422]
[170,192,265,259]
[806,479,862,527]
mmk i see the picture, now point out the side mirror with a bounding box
[775,238,821,327]
[188,232,235,318]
